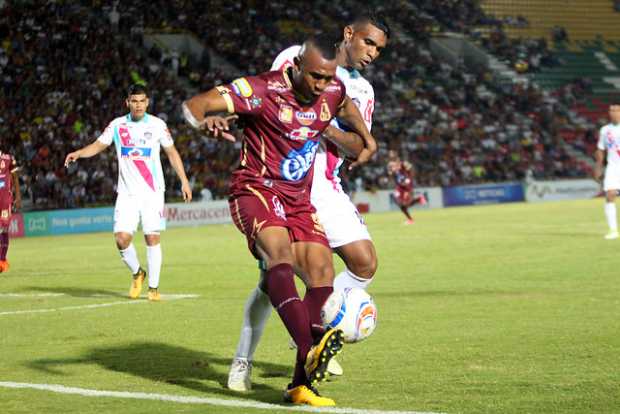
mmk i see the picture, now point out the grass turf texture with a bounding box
[1,199,618,413]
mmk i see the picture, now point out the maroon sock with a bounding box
[0,231,8,260]
[264,263,313,386]
[400,205,412,220]
[303,286,333,342]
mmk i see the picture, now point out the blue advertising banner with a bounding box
[46,207,114,235]
[442,182,524,207]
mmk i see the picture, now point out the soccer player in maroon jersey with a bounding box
[183,35,376,406]
[0,150,21,272]
[387,150,426,224]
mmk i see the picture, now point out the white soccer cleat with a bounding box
[227,358,252,392]
[605,231,619,240]
[327,357,343,376]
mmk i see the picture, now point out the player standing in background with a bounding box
[227,13,389,391]
[0,150,21,272]
[64,84,192,300]
[594,104,620,239]
[183,34,376,406]
[388,150,426,225]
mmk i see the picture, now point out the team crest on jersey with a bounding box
[231,78,253,98]
[1,210,8,219]
[286,127,319,141]
[295,109,317,126]
[279,105,293,123]
[320,101,331,121]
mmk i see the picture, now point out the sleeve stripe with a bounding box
[216,86,235,113]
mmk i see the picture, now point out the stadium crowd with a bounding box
[3,0,592,210]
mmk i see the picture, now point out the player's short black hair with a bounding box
[128,83,148,97]
[305,32,339,60]
[351,11,391,39]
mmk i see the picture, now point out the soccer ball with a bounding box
[321,288,377,343]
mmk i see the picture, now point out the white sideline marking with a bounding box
[0,294,199,316]
[0,381,445,414]
[0,293,66,297]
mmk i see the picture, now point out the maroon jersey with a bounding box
[0,151,17,225]
[217,69,346,200]
[0,152,16,197]
[394,162,414,192]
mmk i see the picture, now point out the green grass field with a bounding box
[1,199,619,414]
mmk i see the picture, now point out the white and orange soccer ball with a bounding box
[321,288,377,343]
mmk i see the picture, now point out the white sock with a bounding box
[333,268,373,291]
[234,285,272,361]
[605,202,618,232]
[119,243,140,274]
[146,244,162,288]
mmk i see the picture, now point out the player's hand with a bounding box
[181,181,192,203]
[64,151,80,167]
[204,115,238,142]
[349,147,374,170]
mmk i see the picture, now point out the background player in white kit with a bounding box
[64,84,192,300]
[595,104,620,240]
[227,13,389,391]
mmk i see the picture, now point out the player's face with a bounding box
[126,93,149,120]
[610,105,620,124]
[343,23,388,70]
[293,46,338,104]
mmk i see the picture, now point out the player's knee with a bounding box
[114,233,132,250]
[348,249,377,279]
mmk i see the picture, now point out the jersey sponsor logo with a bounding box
[120,146,152,160]
[325,84,341,93]
[279,105,293,123]
[144,131,152,140]
[249,96,262,109]
[280,140,320,181]
[295,109,317,126]
[285,126,319,141]
[272,196,286,220]
[231,78,253,98]
[320,101,331,121]
[267,80,288,92]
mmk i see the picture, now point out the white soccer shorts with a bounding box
[604,165,620,191]
[113,191,166,234]
[312,190,371,249]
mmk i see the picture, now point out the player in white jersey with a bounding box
[595,104,620,239]
[64,84,192,300]
[227,13,389,391]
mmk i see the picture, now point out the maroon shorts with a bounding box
[229,183,329,259]
[0,192,12,227]
[393,188,413,207]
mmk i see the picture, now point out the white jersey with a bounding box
[597,123,620,166]
[271,45,374,195]
[97,113,173,195]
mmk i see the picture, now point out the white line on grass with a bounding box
[0,294,199,317]
[0,293,66,297]
[0,381,445,414]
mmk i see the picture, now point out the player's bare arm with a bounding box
[334,96,377,169]
[595,148,604,181]
[64,141,108,167]
[163,145,193,202]
[11,168,21,211]
[322,125,364,158]
[182,90,237,142]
